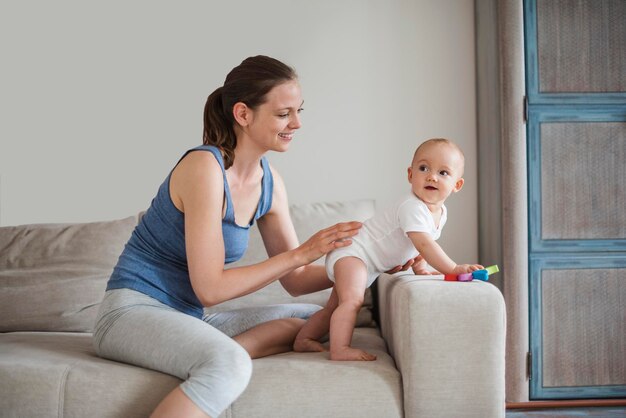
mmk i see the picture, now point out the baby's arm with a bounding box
[407,232,483,275]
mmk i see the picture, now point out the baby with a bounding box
[294,138,483,361]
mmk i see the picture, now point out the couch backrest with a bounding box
[0,199,375,333]
[0,216,139,332]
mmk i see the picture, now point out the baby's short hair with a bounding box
[411,138,465,173]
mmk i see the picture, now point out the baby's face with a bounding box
[408,142,465,207]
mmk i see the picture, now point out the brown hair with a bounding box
[203,56,298,168]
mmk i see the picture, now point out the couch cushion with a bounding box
[0,329,401,418]
[0,332,180,418]
[0,216,138,332]
[227,328,403,418]
[210,199,377,326]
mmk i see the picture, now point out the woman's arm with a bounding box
[171,152,359,306]
[257,168,358,296]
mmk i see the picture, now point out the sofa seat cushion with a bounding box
[0,328,402,418]
[227,327,403,418]
[0,332,180,418]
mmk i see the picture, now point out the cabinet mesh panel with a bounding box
[542,268,626,387]
[540,122,626,240]
[537,0,626,93]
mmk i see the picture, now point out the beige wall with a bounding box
[0,0,478,263]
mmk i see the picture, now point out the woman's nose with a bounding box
[290,113,302,129]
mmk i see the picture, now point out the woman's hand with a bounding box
[411,255,441,275]
[385,256,420,274]
[386,255,439,275]
[295,221,362,265]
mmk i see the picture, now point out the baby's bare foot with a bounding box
[330,347,377,361]
[294,338,327,353]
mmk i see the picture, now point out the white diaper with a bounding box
[324,244,381,288]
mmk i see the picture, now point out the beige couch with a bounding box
[0,199,506,418]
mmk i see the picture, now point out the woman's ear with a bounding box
[233,102,250,126]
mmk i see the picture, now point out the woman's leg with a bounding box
[329,257,376,361]
[232,317,305,358]
[203,303,321,337]
[94,289,251,418]
[204,303,322,358]
[151,388,208,418]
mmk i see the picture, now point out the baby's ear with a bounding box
[453,177,465,192]
[407,166,413,183]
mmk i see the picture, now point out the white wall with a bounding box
[0,0,478,263]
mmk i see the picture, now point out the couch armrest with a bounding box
[377,274,506,418]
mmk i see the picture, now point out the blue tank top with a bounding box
[106,145,274,318]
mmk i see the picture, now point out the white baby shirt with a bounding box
[354,192,447,274]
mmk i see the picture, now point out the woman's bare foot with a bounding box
[330,347,376,361]
[294,338,327,353]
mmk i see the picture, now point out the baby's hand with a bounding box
[452,264,484,275]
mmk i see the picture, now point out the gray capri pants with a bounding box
[93,288,321,417]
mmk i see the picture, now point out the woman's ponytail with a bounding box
[203,87,237,169]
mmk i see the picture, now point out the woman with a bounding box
[93,56,365,418]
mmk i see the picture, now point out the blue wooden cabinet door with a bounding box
[525,0,626,400]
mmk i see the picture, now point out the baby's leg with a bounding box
[330,257,376,361]
[293,287,339,353]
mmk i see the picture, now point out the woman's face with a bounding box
[243,80,303,153]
